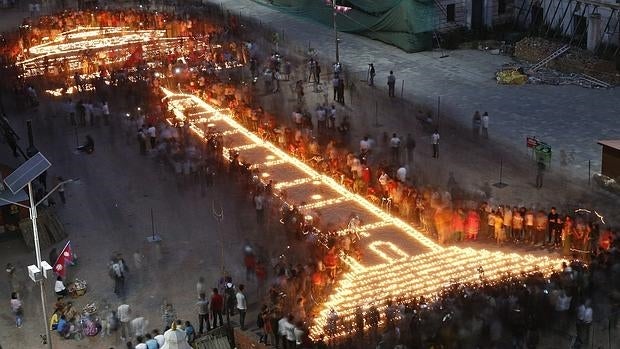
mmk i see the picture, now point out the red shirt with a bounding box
[210,293,223,311]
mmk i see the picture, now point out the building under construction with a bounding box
[257,0,619,55]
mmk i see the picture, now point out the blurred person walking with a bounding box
[10,292,23,328]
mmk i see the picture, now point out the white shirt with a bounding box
[390,137,401,148]
[396,167,407,182]
[378,173,389,186]
[482,115,489,128]
[117,304,131,323]
[278,317,290,336]
[556,294,571,312]
[316,108,326,121]
[135,343,147,349]
[147,126,157,138]
[359,139,370,152]
[155,334,165,347]
[254,195,264,211]
[284,321,296,341]
[431,133,440,145]
[102,103,110,115]
[236,291,247,310]
[577,305,593,323]
[54,280,66,293]
[131,316,148,337]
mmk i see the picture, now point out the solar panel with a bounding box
[4,152,51,194]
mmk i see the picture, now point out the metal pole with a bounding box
[400,80,404,98]
[545,0,563,36]
[569,4,589,45]
[499,159,504,184]
[437,96,441,128]
[554,0,575,39]
[374,101,378,126]
[28,181,53,349]
[151,208,155,240]
[333,0,339,62]
[598,9,616,52]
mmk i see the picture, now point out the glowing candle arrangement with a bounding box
[160,88,566,342]
[18,26,240,78]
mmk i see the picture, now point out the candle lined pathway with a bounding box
[161,88,566,341]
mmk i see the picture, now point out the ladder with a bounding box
[431,0,454,58]
[528,44,570,72]
[581,74,611,88]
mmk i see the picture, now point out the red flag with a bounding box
[53,241,73,278]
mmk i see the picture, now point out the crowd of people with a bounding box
[3,5,620,349]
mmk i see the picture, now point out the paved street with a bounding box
[208,0,619,177]
[0,2,618,348]
[0,92,284,348]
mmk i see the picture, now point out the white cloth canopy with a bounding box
[161,328,192,349]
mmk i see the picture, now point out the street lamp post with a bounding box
[27,180,52,349]
[2,153,76,349]
[332,0,340,62]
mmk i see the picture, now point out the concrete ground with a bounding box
[0,2,619,349]
[208,0,619,180]
[0,89,287,348]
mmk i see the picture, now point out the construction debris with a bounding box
[496,68,528,85]
[496,62,613,88]
[514,37,619,86]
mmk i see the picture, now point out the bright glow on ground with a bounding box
[160,87,566,341]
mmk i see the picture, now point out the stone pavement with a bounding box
[0,91,286,348]
[207,0,619,178]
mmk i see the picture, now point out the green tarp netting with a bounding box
[252,0,435,52]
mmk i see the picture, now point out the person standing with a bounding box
[102,101,110,126]
[147,125,157,149]
[5,263,16,293]
[472,111,481,138]
[547,207,561,247]
[145,333,158,349]
[535,161,545,189]
[153,329,165,347]
[337,77,345,104]
[389,133,401,164]
[314,60,321,84]
[197,293,210,334]
[431,130,440,158]
[278,314,295,349]
[368,63,376,86]
[387,71,396,97]
[576,299,593,346]
[55,177,66,204]
[196,277,207,299]
[481,112,489,139]
[405,133,416,165]
[236,284,247,330]
[210,288,224,328]
[254,192,265,225]
[110,254,128,296]
[10,292,23,328]
[55,276,68,297]
[117,303,131,341]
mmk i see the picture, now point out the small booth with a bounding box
[597,140,620,179]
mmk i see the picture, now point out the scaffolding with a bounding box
[515,0,620,56]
